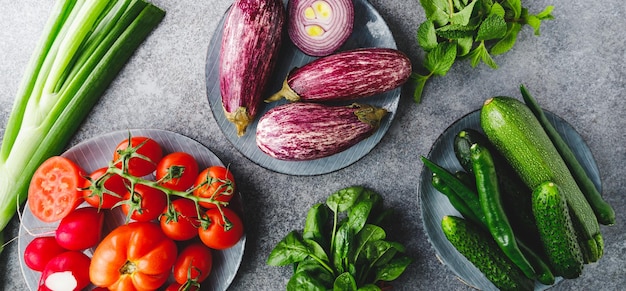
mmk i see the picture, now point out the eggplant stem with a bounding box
[265,75,301,102]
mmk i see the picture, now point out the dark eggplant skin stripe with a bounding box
[219,0,285,136]
[288,48,411,101]
[256,102,387,161]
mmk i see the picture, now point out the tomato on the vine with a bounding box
[156,152,199,192]
[83,167,127,209]
[121,184,167,222]
[193,166,235,209]
[28,156,85,222]
[89,222,177,291]
[173,242,213,285]
[113,136,163,177]
[160,198,199,241]
[165,282,199,291]
[198,207,244,250]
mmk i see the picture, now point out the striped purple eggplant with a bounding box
[265,47,412,102]
[256,102,388,161]
[220,0,285,136]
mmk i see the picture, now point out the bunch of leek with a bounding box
[0,0,165,253]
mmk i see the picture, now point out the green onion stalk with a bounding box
[0,0,165,253]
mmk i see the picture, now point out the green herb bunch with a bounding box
[411,0,554,102]
[267,186,412,291]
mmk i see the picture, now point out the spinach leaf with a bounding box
[287,271,327,291]
[267,231,310,266]
[374,256,413,282]
[333,272,358,291]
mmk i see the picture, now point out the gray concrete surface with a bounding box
[1,0,624,290]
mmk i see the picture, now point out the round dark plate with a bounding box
[205,0,400,176]
[18,129,246,291]
[418,109,601,290]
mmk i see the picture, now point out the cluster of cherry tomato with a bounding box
[24,135,244,291]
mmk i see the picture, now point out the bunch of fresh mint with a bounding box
[411,0,554,102]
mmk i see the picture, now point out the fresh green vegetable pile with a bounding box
[422,86,614,290]
[0,0,165,253]
[411,0,554,102]
[267,186,412,291]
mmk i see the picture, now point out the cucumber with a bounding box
[532,181,584,279]
[480,96,602,262]
[441,215,534,291]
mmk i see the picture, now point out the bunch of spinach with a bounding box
[411,0,554,102]
[267,186,412,291]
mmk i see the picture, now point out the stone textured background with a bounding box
[1,0,624,290]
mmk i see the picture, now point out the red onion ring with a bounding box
[287,0,354,56]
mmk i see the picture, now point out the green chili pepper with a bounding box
[470,143,536,279]
[431,172,481,225]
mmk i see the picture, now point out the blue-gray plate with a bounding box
[205,0,400,176]
[418,108,601,290]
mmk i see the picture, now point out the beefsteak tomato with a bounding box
[89,222,177,291]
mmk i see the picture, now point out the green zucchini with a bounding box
[520,85,615,226]
[480,96,603,263]
[532,181,584,279]
[441,215,534,291]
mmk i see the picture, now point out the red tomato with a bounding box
[89,222,177,291]
[160,198,199,241]
[173,242,213,285]
[39,251,91,291]
[23,236,66,272]
[28,156,85,222]
[198,207,244,250]
[55,206,104,251]
[113,136,163,177]
[121,184,167,222]
[156,152,199,191]
[193,166,236,209]
[83,167,127,209]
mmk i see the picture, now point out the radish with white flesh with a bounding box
[288,0,354,56]
[38,251,91,291]
[220,0,285,136]
[266,48,412,103]
[256,102,388,161]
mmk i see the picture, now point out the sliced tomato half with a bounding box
[28,156,85,222]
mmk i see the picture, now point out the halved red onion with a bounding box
[287,0,354,56]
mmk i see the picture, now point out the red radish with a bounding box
[288,0,354,56]
[220,0,286,136]
[266,48,412,103]
[38,251,91,291]
[55,207,104,251]
[23,236,67,272]
[256,102,388,160]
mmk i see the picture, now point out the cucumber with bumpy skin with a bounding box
[480,96,603,263]
[532,181,584,279]
[441,215,534,291]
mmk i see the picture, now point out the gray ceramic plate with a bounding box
[205,0,400,176]
[18,129,246,291]
[418,109,601,290]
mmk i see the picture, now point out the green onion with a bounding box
[0,0,165,252]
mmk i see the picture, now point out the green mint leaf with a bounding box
[490,23,522,55]
[536,5,555,19]
[489,2,505,18]
[457,36,474,56]
[450,0,477,26]
[425,42,458,76]
[420,0,451,26]
[410,73,430,103]
[468,41,498,69]
[436,24,477,40]
[503,0,522,19]
[417,21,438,51]
[476,13,507,41]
